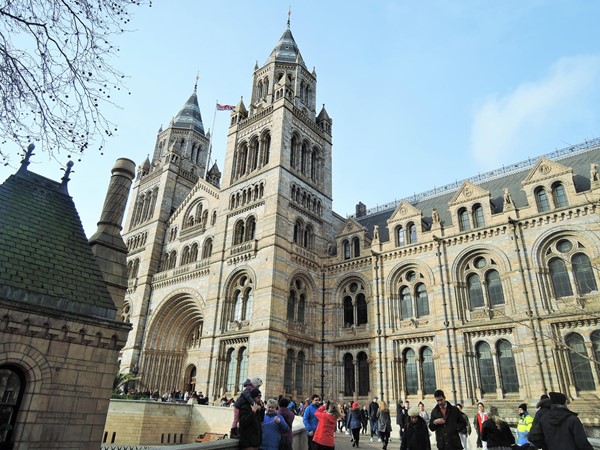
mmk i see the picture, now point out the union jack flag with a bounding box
[216,103,235,111]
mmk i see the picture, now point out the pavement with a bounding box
[331,428,479,450]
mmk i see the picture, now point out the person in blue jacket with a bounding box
[303,394,321,450]
[260,398,290,450]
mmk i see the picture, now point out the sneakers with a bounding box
[370,437,374,442]
[345,431,350,435]
[377,438,382,442]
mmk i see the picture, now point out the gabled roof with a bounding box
[0,168,117,319]
[353,145,600,242]
[171,89,205,135]
[266,27,306,68]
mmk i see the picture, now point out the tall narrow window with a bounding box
[284,349,294,393]
[287,291,296,321]
[243,290,253,320]
[396,226,405,247]
[486,270,505,306]
[591,331,600,376]
[549,258,573,298]
[344,297,354,326]
[245,216,256,241]
[404,349,418,395]
[572,253,597,294]
[459,208,471,231]
[400,286,413,319]
[344,354,354,396]
[421,347,436,395]
[416,283,429,317]
[476,342,497,394]
[352,237,360,258]
[226,348,236,392]
[497,340,518,393]
[343,240,350,260]
[296,351,305,395]
[566,333,595,391]
[535,187,551,212]
[468,274,485,308]
[552,182,568,208]
[408,223,417,244]
[357,294,368,325]
[358,352,370,396]
[233,291,243,321]
[473,204,485,228]
[298,294,306,324]
[237,348,248,391]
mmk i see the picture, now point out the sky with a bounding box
[2,0,600,236]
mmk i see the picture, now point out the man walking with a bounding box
[429,389,466,449]
[368,397,380,442]
[303,394,321,450]
[396,399,410,441]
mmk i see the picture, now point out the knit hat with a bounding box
[242,378,252,387]
[251,377,263,388]
[549,392,567,405]
[352,402,358,409]
[408,406,419,417]
[518,403,527,411]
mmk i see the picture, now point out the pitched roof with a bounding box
[0,168,117,319]
[266,27,306,68]
[171,90,205,135]
[354,144,600,243]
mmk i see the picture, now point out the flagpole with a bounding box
[206,100,218,173]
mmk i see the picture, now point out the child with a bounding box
[230,376,263,438]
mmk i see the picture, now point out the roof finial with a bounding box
[17,143,35,175]
[287,6,291,28]
[60,159,75,193]
[194,72,199,93]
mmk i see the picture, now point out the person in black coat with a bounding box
[480,407,515,449]
[428,389,466,450]
[239,388,263,450]
[396,400,410,441]
[529,392,593,450]
[400,406,431,450]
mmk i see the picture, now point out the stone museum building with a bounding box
[119,23,600,416]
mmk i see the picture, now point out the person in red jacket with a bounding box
[313,401,343,450]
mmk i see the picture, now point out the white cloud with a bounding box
[470,55,600,167]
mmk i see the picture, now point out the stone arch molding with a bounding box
[145,288,205,351]
[334,272,373,300]
[451,243,512,278]
[530,225,600,268]
[0,341,52,392]
[223,266,259,292]
[287,269,319,296]
[386,259,437,294]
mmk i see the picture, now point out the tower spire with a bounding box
[287,6,291,28]
[194,72,199,93]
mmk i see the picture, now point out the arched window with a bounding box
[356,294,368,325]
[408,223,417,244]
[243,290,253,320]
[296,351,305,395]
[552,182,568,208]
[566,333,595,391]
[287,291,296,321]
[344,353,354,396]
[549,257,573,298]
[181,246,190,265]
[421,347,436,395]
[572,253,597,294]
[304,225,314,250]
[237,347,248,391]
[284,349,294,393]
[293,220,303,244]
[298,294,306,323]
[404,349,418,395]
[535,187,551,212]
[416,283,430,317]
[473,204,485,228]
[497,340,518,393]
[226,348,237,392]
[343,297,354,326]
[0,366,24,445]
[343,240,350,260]
[233,220,245,245]
[190,243,198,262]
[233,291,243,321]
[459,208,471,231]
[396,226,405,247]
[290,135,298,168]
[476,342,497,394]
[468,273,484,308]
[245,216,256,241]
[202,238,213,259]
[400,286,413,319]
[358,352,370,396]
[486,270,505,306]
[352,237,360,257]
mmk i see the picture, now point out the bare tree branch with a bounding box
[0,0,150,165]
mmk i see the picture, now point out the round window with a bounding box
[556,239,573,253]
[474,257,486,269]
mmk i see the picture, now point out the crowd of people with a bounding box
[228,380,592,450]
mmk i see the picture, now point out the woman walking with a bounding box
[346,402,362,447]
[480,407,515,450]
[376,401,392,450]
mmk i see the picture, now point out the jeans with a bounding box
[370,419,378,437]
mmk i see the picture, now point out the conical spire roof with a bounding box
[266,27,306,68]
[172,85,205,135]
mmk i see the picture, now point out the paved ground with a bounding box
[331,428,478,450]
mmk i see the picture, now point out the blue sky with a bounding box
[2,1,600,236]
